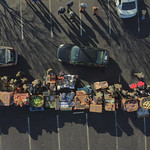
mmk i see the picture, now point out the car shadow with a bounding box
[62,57,128,88]
[0,55,34,81]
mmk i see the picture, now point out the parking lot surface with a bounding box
[0,0,150,150]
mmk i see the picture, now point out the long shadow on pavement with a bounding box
[83,12,110,46]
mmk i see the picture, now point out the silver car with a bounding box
[116,0,137,18]
[0,46,18,67]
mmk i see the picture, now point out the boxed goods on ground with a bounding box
[74,90,91,110]
[0,91,13,106]
[122,98,138,112]
[30,95,44,107]
[138,96,150,109]
[104,93,115,111]
[89,104,102,113]
[57,74,76,90]
[137,107,149,118]
[14,93,30,107]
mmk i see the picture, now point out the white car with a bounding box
[115,0,138,18]
[0,46,18,67]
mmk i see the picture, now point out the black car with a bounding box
[57,44,109,68]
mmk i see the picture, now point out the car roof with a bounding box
[79,48,104,64]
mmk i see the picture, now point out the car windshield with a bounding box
[0,49,6,64]
[70,46,80,62]
[96,51,104,64]
[7,49,14,64]
[122,1,136,10]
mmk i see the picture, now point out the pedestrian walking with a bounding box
[93,6,99,16]
[58,7,66,15]
[79,3,87,13]
[67,1,74,13]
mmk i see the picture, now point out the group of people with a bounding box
[58,1,75,21]
[58,1,100,21]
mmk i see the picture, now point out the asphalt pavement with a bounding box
[0,0,150,150]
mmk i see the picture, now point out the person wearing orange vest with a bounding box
[93,6,99,16]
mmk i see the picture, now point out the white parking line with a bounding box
[27,117,32,150]
[86,113,90,150]
[56,115,61,150]
[79,0,82,36]
[73,111,84,114]
[19,0,24,39]
[0,128,2,150]
[137,2,140,33]
[137,14,140,33]
[115,111,118,150]
[49,0,53,38]
[144,118,147,150]
[108,0,111,34]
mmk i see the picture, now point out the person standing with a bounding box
[67,1,74,13]
[58,7,66,15]
[93,6,99,16]
[79,3,87,13]
[69,11,75,22]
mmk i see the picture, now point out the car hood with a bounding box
[57,44,73,62]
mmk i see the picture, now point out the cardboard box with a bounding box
[90,104,102,113]
[0,91,13,106]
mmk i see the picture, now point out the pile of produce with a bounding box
[30,95,44,107]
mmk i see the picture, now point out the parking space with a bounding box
[117,111,146,150]
[0,108,150,150]
[29,111,58,150]
[88,112,116,150]
[145,116,150,149]
[0,107,29,150]
[59,112,88,150]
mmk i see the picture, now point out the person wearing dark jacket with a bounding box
[58,7,66,15]
[67,1,74,13]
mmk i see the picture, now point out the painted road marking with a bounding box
[20,0,24,39]
[137,0,140,33]
[137,15,140,33]
[144,118,147,150]
[115,111,118,150]
[79,0,82,36]
[49,0,53,38]
[86,113,90,150]
[73,111,84,114]
[27,117,32,150]
[108,0,111,34]
[56,115,61,150]
[0,128,2,150]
